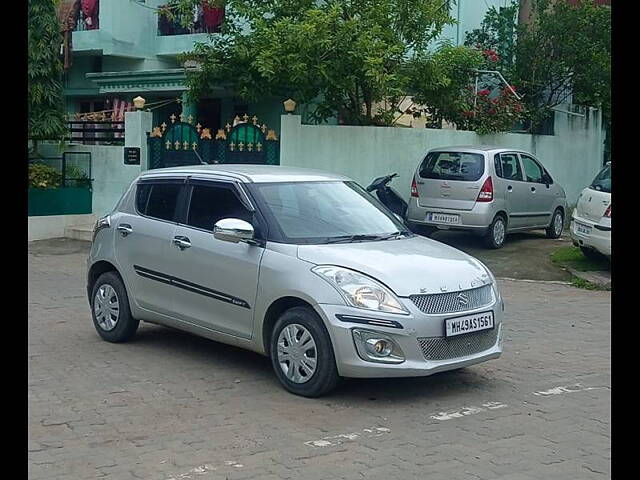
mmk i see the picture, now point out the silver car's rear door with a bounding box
[495,152,529,229]
[114,178,184,317]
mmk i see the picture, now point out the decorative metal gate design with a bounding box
[148,112,279,169]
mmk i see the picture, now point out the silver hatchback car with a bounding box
[406,146,567,248]
[88,165,504,397]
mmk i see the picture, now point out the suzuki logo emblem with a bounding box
[456,293,469,306]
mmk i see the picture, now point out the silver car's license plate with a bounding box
[428,212,460,224]
[445,311,494,337]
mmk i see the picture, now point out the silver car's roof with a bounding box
[139,164,351,183]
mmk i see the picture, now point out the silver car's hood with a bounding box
[297,235,491,297]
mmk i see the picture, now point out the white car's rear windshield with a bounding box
[589,164,611,193]
[419,152,485,181]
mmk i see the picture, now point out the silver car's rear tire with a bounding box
[270,306,340,397]
[90,272,139,343]
[484,215,507,249]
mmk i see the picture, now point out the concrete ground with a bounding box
[28,238,610,479]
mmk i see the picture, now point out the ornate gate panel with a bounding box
[148,112,279,169]
[148,113,213,169]
[213,114,280,165]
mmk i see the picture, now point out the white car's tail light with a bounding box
[604,204,611,218]
[476,176,494,202]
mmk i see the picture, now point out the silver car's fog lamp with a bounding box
[352,329,405,364]
[312,266,408,315]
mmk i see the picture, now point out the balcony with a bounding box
[158,4,224,36]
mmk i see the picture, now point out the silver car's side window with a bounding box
[520,155,546,184]
[135,182,182,222]
[185,183,253,232]
[497,153,524,182]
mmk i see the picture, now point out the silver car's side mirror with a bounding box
[213,218,255,243]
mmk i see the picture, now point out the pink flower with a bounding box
[478,89,490,96]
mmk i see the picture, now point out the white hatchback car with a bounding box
[570,162,611,258]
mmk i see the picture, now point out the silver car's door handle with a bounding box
[172,236,191,250]
[507,185,513,192]
[117,224,133,236]
[531,186,536,193]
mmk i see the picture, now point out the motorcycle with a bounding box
[366,173,434,236]
[366,173,408,219]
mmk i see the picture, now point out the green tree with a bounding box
[171,0,455,125]
[466,0,610,137]
[464,1,518,77]
[28,0,68,151]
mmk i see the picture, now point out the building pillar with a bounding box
[125,110,153,171]
[181,91,197,121]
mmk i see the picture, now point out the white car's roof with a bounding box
[139,164,351,183]
[429,145,531,154]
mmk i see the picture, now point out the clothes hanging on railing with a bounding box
[57,0,81,70]
[202,5,224,32]
[81,0,99,30]
[158,9,175,36]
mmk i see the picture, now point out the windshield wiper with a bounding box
[378,231,408,241]
[324,234,386,244]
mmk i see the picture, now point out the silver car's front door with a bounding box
[168,180,265,339]
[519,154,556,227]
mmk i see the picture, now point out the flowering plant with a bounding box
[453,84,525,135]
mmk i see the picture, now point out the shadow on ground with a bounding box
[134,323,500,404]
[427,229,575,282]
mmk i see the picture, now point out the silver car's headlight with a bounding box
[312,266,408,315]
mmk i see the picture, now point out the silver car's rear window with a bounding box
[419,152,485,181]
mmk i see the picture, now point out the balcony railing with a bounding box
[158,4,224,36]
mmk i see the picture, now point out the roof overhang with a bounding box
[86,69,188,94]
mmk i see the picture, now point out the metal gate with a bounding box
[148,112,279,169]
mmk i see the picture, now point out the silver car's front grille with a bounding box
[409,284,493,315]
[417,328,499,361]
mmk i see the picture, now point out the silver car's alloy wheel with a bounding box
[277,323,318,384]
[493,219,505,246]
[94,284,120,331]
[553,213,563,236]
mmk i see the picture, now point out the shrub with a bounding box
[29,163,62,189]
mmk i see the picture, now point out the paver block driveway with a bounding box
[28,239,610,480]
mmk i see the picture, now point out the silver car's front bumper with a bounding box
[314,290,504,378]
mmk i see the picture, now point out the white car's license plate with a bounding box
[428,212,460,224]
[445,311,494,337]
[575,222,592,236]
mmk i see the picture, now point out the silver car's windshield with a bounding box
[251,181,409,244]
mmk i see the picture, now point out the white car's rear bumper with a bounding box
[570,213,611,257]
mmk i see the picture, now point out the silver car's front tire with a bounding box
[270,307,340,397]
[546,209,564,239]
